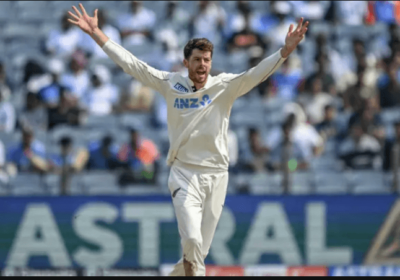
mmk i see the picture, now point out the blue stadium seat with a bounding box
[380,108,400,125]
[351,170,389,194]
[119,113,150,130]
[49,126,87,147]
[334,24,370,41]
[44,174,85,196]
[0,131,22,151]
[309,22,333,37]
[310,155,342,172]
[84,114,119,129]
[314,172,349,194]
[123,185,163,195]
[2,23,41,39]
[0,2,15,24]
[291,172,313,195]
[14,1,49,9]
[87,184,121,195]
[227,50,250,74]
[249,173,284,195]
[0,186,9,196]
[81,171,119,195]
[9,174,45,196]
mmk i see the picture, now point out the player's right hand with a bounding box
[68,3,98,35]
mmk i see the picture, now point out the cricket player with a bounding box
[69,3,308,276]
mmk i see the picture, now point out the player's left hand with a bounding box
[281,17,309,58]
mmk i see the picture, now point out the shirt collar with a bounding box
[186,75,212,92]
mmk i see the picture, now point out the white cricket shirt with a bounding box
[103,39,286,171]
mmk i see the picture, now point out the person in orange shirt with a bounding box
[117,127,160,184]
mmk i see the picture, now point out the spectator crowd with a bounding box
[0,1,400,194]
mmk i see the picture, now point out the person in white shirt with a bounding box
[298,76,335,125]
[267,102,324,161]
[334,1,368,26]
[68,4,308,276]
[45,12,82,59]
[60,50,90,100]
[191,1,227,46]
[116,1,156,47]
[0,90,15,133]
[0,139,8,185]
[81,65,119,115]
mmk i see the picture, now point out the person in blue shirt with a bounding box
[49,136,89,174]
[87,135,120,170]
[7,128,48,173]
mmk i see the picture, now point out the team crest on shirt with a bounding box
[174,83,189,93]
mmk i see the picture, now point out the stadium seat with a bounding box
[156,170,169,187]
[0,186,9,196]
[81,172,119,193]
[83,114,119,129]
[87,184,121,195]
[310,155,342,172]
[264,110,285,127]
[249,173,284,195]
[49,126,87,147]
[2,24,40,39]
[123,185,163,195]
[314,172,349,194]
[0,2,14,24]
[351,170,389,194]
[290,172,313,195]
[380,108,400,125]
[119,113,150,130]
[0,131,22,150]
[43,174,84,196]
[9,173,45,196]
[334,24,370,41]
[309,22,333,37]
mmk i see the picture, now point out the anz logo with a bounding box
[173,95,212,110]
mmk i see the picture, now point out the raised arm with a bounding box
[224,18,309,101]
[68,4,170,94]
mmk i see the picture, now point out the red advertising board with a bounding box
[287,266,328,276]
[206,266,245,276]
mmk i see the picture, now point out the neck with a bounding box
[189,74,207,91]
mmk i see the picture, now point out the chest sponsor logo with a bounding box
[173,95,212,110]
[173,83,189,93]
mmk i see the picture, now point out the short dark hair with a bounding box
[184,38,214,60]
[60,136,72,147]
[324,104,334,111]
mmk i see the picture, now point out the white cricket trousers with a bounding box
[167,160,229,276]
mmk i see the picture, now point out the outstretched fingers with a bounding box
[94,9,98,19]
[68,19,79,26]
[288,23,294,34]
[72,6,82,18]
[68,11,80,21]
[79,3,87,15]
[295,17,303,32]
[300,21,309,35]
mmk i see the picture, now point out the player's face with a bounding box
[184,49,212,85]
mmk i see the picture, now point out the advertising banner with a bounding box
[329,266,400,276]
[0,195,399,269]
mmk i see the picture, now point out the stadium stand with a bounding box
[0,1,399,196]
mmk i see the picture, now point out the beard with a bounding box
[189,68,209,84]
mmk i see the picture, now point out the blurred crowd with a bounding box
[0,1,400,193]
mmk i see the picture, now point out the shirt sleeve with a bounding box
[222,49,286,101]
[102,39,170,96]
